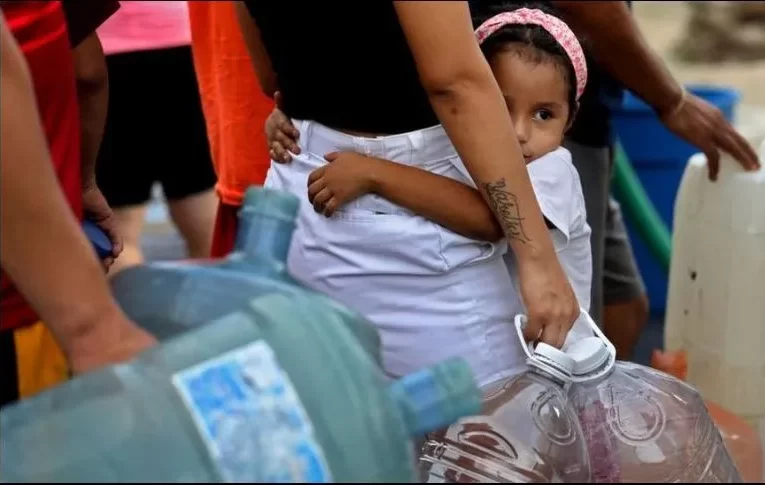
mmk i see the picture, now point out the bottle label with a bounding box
[172,340,332,483]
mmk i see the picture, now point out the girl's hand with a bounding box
[264,91,300,163]
[307,152,378,217]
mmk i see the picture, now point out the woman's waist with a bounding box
[290,119,458,167]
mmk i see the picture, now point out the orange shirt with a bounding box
[188,1,274,206]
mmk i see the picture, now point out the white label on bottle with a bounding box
[172,340,332,483]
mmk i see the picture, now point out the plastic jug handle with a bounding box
[514,308,617,378]
[513,313,536,362]
[568,310,618,383]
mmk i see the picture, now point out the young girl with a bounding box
[264,3,592,385]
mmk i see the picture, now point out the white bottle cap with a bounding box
[566,337,611,376]
[529,342,575,381]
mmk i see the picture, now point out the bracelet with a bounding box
[662,87,688,119]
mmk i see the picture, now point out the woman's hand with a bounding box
[307,152,379,217]
[264,91,300,163]
[517,252,580,349]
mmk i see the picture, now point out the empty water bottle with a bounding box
[0,188,483,483]
[110,187,382,364]
[564,313,743,483]
[418,314,591,483]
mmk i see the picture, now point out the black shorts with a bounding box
[96,46,216,208]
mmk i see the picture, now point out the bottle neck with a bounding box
[572,362,615,385]
[528,363,571,389]
[234,210,294,267]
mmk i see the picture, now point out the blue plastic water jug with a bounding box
[110,187,381,363]
[0,188,482,483]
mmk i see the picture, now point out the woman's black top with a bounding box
[244,2,440,134]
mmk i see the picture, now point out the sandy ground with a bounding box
[634,1,765,106]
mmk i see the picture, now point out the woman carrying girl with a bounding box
[245,1,589,386]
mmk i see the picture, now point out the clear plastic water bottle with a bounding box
[564,313,743,483]
[418,314,591,483]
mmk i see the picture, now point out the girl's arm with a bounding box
[367,157,503,242]
[393,1,579,347]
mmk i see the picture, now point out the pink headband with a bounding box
[475,8,588,101]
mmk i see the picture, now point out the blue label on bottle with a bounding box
[172,340,332,483]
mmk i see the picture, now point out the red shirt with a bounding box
[0,1,83,331]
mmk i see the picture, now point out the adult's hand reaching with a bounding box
[659,92,760,182]
[82,183,123,271]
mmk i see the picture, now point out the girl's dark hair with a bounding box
[472,1,580,118]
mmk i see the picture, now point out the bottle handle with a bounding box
[569,309,617,383]
[514,308,617,380]
[513,313,536,363]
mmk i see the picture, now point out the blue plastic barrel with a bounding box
[611,85,740,314]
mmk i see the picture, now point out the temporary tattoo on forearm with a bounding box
[482,178,531,244]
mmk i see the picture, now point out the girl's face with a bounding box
[489,49,572,163]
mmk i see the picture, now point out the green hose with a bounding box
[611,142,673,273]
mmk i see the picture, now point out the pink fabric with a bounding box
[475,8,588,101]
[97,1,191,56]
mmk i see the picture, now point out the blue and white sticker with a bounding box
[172,340,332,483]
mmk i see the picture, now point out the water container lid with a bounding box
[82,220,112,259]
[566,337,610,376]
[389,358,482,437]
[530,342,575,380]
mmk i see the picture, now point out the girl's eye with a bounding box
[534,110,553,121]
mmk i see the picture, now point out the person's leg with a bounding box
[154,46,218,259]
[95,51,155,274]
[108,205,149,272]
[563,139,610,324]
[167,192,218,259]
[602,195,650,360]
[210,202,242,258]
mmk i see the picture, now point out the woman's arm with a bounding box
[553,1,758,178]
[72,32,108,189]
[393,1,578,346]
[234,1,277,98]
[0,14,155,373]
[367,158,503,242]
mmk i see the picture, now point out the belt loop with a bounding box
[298,119,314,154]
[354,136,371,156]
[407,131,424,162]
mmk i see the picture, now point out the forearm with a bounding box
[1,21,123,355]
[427,78,556,258]
[234,1,277,98]
[394,1,558,260]
[367,158,503,242]
[72,33,109,187]
[554,1,683,115]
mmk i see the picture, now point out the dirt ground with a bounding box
[634,1,765,106]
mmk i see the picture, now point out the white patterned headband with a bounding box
[475,8,588,100]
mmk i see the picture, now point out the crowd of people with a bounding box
[0,0,759,409]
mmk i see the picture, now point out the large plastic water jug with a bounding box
[564,315,742,482]
[418,313,591,483]
[664,140,765,426]
[110,188,382,366]
[0,188,483,483]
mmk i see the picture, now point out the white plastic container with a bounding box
[665,139,765,426]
